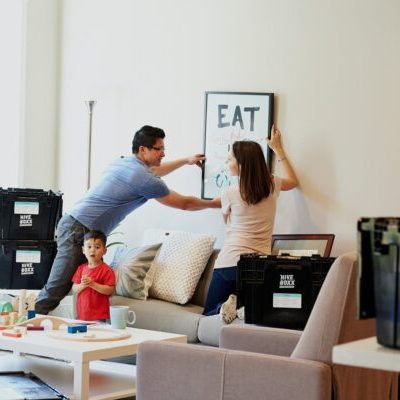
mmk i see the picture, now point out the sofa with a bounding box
[52,229,242,347]
[109,242,243,346]
[136,252,398,400]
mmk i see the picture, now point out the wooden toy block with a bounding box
[15,315,69,329]
[68,325,87,334]
[2,331,22,338]
[18,289,26,316]
[67,326,78,334]
[27,326,45,331]
[76,325,87,333]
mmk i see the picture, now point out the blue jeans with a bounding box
[35,214,88,314]
[203,267,237,316]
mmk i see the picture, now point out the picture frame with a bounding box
[201,91,274,199]
[271,234,335,257]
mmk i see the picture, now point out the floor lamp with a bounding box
[85,100,96,190]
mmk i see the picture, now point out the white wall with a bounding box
[21,0,60,189]
[0,0,60,190]
[0,0,25,187]
[56,0,400,255]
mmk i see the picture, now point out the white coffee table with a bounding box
[0,325,186,399]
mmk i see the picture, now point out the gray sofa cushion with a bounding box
[111,295,203,343]
[198,314,243,347]
[190,249,219,307]
[111,243,161,300]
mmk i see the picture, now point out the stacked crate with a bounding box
[0,188,62,289]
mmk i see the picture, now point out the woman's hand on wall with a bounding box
[267,125,284,158]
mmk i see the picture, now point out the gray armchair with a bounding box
[136,253,398,400]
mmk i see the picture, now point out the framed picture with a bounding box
[201,91,274,199]
[271,234,335,257]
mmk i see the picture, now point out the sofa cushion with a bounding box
[111,243,161,300]
[190,250,219,307]
[198,314,244,347]
[110,295,204,343]
[149,231,216,304]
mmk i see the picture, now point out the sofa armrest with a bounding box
[137,341,226,400]
[137,341,331,400]
[220,324,302,356]
[223,349,331,400]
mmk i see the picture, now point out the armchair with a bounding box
[136,252,397,400]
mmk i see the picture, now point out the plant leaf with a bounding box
[106,242,126,248]
[108,231,124,237]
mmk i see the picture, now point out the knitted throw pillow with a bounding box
[148,231,216,304]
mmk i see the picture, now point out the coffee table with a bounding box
[0,324,186,399]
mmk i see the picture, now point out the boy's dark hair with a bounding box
[131,125,166,153]
[83,230,107,246]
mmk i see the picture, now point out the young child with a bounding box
[72,230,116,321]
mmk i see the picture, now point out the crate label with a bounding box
[19,214,33,227]
[273,293,302,309]
[278,249,318,256]
[20,263,34,275]
[16,250,41,264]
[14,201,39,215]
[279,274,295,289]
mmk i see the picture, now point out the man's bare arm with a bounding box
[151,154,205,177]
[156,191,221,210]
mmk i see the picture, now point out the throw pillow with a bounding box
[111,243,161,300]
[149,231,216,304]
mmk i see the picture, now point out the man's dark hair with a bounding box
[131,125,166,153]
[83,230,107,246]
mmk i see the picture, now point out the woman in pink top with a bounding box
[203,126,298,322]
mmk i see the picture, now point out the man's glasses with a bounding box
[149,146,165,152]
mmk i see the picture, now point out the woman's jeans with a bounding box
[35,214,88,314]
[203,267,237,316]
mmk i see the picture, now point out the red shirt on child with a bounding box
[72,262,116,320]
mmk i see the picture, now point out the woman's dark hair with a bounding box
[84,230,107,246]
[131,125,166,153]
[232,140,274,205]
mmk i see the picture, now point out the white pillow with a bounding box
[149,231,216,304]
[111,243,161,300]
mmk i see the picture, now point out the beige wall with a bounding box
[0,0,25,187]
[55,0,400,254]
[22,0,60,188]
[0,0,59,190]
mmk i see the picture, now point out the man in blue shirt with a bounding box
[35,125,221,314]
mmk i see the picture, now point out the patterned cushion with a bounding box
[149,232,216,304]
[111,243,161,300]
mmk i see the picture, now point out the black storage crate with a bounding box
[0,240,57,289]
[358,217,400,348]
[0,188,63,240]
[237,254,335,330]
